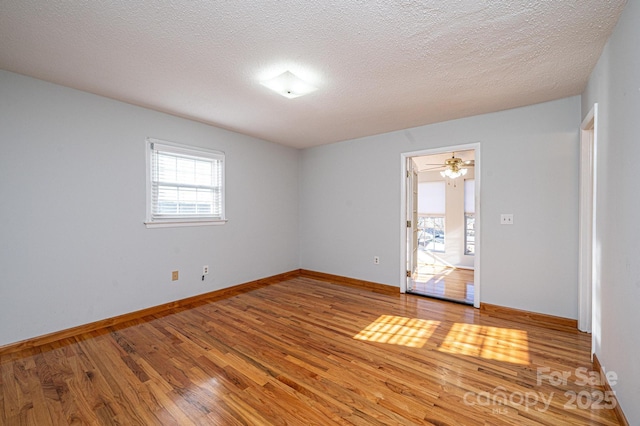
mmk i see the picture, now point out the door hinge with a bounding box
[406,270,411,278]
[407,220,412,228]
[407,170,410,178]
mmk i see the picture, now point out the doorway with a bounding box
[579,104,597,337]
[401,144,480,307]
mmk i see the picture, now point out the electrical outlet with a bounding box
[203,265,209,275]
[500,214,514,225]
[171,270,179,281]
[374,256,380,265]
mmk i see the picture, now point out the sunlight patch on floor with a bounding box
[353,315,440,348]
[413,261,454,283]
[354,316,531,365]
[438,323,530,365]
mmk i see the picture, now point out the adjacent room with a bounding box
[1,1,638,424]
[407,150,476,305]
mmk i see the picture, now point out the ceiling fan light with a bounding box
[440,167,467,179]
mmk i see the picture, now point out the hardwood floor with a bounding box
[410,265,474,305]
[0,277,620,425]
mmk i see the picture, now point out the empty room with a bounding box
[1,1,639,425]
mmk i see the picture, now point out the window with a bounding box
[464,214,475,255]
[464,179,475,255]
[146,138,225,228]
[418,216,445,252]
[418,181,446,253]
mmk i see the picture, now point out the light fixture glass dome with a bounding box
[440,167,468,179]
[260,71,317,99]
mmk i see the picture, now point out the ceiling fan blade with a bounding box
[420,166,445,171]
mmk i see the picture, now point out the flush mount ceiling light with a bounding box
[260,70,317,99]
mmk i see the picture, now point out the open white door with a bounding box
[579,104,597,333]
[406,158,418,292]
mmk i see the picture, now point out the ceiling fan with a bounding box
[421,152,475,179]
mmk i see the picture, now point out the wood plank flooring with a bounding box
[0,277,620,425]
[409,266,474,305]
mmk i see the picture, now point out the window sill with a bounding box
[144,219,228,229]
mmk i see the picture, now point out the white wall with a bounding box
[0,70,300,347]
[300,96,581,319]
[581,1,640,422]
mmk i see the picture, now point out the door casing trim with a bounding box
[400,143,481,308]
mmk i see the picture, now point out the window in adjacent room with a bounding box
[418,181,446,253]
[145,138,225,228]
[464,179,475,255]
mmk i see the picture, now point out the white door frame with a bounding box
[579,104,598,334]
[406,158,418,293]
[400,142,481,308]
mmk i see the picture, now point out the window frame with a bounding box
[464,213,475,255]
[145,138,227,228]
[418,214,446,253]
[464,178,475,255]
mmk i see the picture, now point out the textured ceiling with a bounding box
[0,1,626,149]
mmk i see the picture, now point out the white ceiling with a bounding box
[0,1,626,149]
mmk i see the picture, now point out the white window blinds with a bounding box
[464,179,475,213]
[418,181,446,215]
[147,139,225,225]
